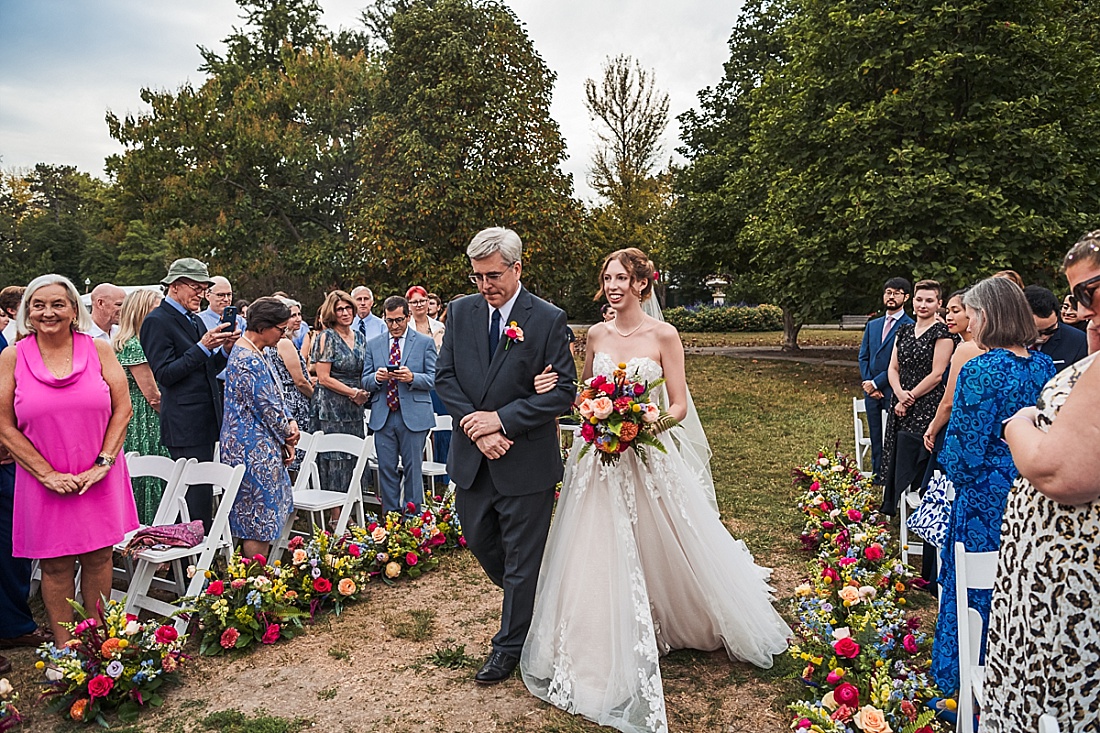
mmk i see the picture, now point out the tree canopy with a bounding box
[672,0,1100,347]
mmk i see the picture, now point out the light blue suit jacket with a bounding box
[361,328,437,432]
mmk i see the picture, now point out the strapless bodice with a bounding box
[593,352,663,383]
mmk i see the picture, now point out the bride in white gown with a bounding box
[520,248,791,733]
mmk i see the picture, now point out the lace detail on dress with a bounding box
[593,352,664,384]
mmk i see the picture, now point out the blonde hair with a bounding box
[318,290,356,329]
[16,274,92,338]
[113,289,164,352]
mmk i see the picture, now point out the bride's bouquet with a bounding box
[574,364,677,465]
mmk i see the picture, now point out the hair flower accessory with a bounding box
[504,321,524,349]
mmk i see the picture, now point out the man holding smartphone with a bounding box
[198,276,246,402]
[361,295,437,515]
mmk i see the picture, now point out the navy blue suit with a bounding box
[1036,322,1088,373]
[362,328,437,514]
[858,311,914,478]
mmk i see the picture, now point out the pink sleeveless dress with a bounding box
[12,333,137,558]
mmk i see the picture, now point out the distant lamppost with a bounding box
[84,278,91,294]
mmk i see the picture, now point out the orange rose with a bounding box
[853,705,892,733]
[70,698,89,721]
[100,637,123,657]
[338,578,357,596]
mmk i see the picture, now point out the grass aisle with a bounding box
[10,353,857,733]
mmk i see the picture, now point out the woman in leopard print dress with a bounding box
[987,233,1100,732]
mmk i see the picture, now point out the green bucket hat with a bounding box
[161,257,215,286]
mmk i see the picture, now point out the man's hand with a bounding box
[374,368,391,384]
[861,380,877,396]
[461,410,503,441]
[869,389,883,400]
[391,366,414,384]
[475,432,513,460]
[200,323,232,351]
[222,327,242,353]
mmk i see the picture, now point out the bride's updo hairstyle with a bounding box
[596,248,656,302]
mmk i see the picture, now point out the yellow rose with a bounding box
[853,705,892,733]
[372,527,388,543]
[385,562,402,579]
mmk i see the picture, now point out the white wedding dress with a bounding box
[520,353,791,733]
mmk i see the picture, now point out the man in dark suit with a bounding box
[435,227,576,685]
[858,277,914,479]
[140,258,239,529]
[362,295,437,515]
[1025,285,1089,372]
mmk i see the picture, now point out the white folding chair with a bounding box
[111,455,194,596]
[899,487,924,567]
[285,432,372,537]
[954,542,999,733]
[124,462,246,633]
[1038,714,1061,733]
[853,398,873,477]
[269,431,321,561]
[421,414,452,492]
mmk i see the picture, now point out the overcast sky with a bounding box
[0,0,739,202]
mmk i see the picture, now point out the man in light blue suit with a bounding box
[362,295,437,515]
[858,277,914,480]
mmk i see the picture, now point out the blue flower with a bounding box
[246,590,262,607]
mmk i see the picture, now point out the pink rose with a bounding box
[261,624,281,644]
[458,536,467,548]
[903,634,919,654]
[833,637,861,659]
[834,681,859,708]
[826,669,843,685]
[599,382,615,396]
[796,719,811,730]
[809,481,820,492]
[313,577,332,593]
[347,544,361,557]
[405,552,418,566]
[864,543,884,561]
[410,527,422,539]
[287,536,304,550]
[641,403,660,423]
[822,567,839,583]
[838,557,857,566]
[578,398,596,419]
[252,554,267,565]
[632,382,645,395]
[590,396,614,420]
[205,580,224,596]
[219,627,240,649]
[154,625,178,644]
[846,509,863,521]
[580,422,596,441]
[87,674,113,699]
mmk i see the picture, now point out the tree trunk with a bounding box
[781,308,802,352]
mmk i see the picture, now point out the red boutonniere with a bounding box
[504,321,524,350]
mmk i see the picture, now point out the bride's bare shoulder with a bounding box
[650,319,681,341]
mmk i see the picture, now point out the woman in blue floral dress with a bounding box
[931,277,1054,694]
[221,298,301,559]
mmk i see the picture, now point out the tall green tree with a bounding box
[352,0,592,313]
[673,0,1100,349]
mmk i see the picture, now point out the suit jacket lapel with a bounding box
[470,297,490,372]
[165,300,199,339]
[480,288,532,402]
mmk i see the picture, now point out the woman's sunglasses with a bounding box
[1071,273,1100,310]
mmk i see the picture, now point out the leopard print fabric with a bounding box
[980,352,1100,732]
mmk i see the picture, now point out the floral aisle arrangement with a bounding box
[347,493,465,582]
[574,367,676,464]
[37,599,186,725]
[788,449,947,733]
[179,553,307,656]
[285,528,371,615]
[0,677,19,732]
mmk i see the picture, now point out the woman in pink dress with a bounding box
[0,275,135,643]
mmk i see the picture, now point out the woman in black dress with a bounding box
[881,279,954,514]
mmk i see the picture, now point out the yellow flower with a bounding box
[618,362,627,369]
[35,660,45,670]
[632,403,641,412]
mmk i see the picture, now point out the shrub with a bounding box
[663,303,784,332]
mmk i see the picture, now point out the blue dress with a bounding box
[221,346,294,542]
[931,348,1055,694]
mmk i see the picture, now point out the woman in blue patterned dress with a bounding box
[221,298,301,559]
[931,277,1055,694]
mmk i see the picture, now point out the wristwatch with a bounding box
[94,453,116,467]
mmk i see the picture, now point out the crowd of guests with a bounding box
[858,234,1100,731]
[0,258,456,674]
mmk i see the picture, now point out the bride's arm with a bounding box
[657,324,688,422]
[579,325,602,383]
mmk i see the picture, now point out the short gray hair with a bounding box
[277,296,301,310]
[963,276,1038,349]
[16,274,93,338]
[350,286,373,298]
[467,227,522,265]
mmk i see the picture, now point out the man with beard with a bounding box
[858,277,914,480]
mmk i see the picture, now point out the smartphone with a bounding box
[386,363,400,372]
[220,305,238,328]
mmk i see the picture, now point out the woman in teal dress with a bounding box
[930,277,1055,695]
[221,298,300,558]
[311,290,368,493]
[113,289,169,524]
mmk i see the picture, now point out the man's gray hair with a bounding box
[16,274,93,337]
[350,286,373,298]
[468,227,522,265]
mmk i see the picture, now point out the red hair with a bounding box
[405,285,428,300]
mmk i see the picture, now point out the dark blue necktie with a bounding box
[188,313,204,339]
[489,309,501,355]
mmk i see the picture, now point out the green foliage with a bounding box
[663,303,784,332]
[672,0,1100,343]
[427,642,480,668]
[200,709,310,733]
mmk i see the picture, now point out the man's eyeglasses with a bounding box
[1072,273,1100,310]
[1037,324,1059,337]
[469,271,507,284]
[209,291,233,299]
[384,315,407,325]
[883,289,907,298]
[408,299,428,307]
[177,281,209,296]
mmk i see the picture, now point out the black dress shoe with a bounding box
[474,650,519,685]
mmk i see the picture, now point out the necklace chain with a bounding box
[612,318,645,338]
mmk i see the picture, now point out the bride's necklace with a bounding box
[612,318,645,338]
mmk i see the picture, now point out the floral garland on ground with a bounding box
[0,677,19,732]
[37,599,187,726]
[788,449,947,733]
[180,493,464,655]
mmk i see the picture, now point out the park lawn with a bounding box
[572,327,866,351]
[9,355,859,733]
